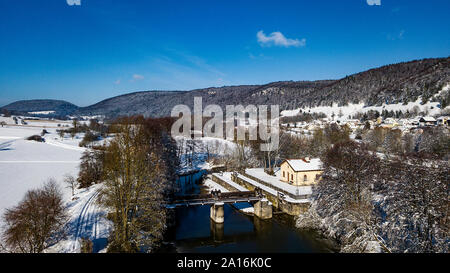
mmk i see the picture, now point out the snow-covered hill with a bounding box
[282,84,450,120]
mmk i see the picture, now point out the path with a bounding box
[69,188,107,252]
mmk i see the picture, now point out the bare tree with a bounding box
[382,128,402,155]
[63,174,77,196]
[401,132,415,154]
[324,123,350,145]
[381,157,449,253]
[311,141,387,252]
[101,116,177,252]
[1,179,68,253]
[364,126,387,151]
[57,129,65,140]
[78,149,105,188]
[417,127,450,160]
[320,141,380,210]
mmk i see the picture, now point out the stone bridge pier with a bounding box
[210,198,272,224]
[210,202,225,223]
[254,198,272,220]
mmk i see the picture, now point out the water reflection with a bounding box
[210,220,224,243]
[176,170,206,195]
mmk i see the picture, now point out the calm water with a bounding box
[161,172,335,253]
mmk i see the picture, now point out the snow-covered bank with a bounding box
[295,203,381,253]
[47,184,112,253]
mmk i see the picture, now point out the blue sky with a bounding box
[0,0,449,106]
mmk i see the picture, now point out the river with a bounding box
[160,171,336,253]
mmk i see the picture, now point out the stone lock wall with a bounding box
[229,173,310,216]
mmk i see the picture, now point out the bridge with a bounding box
[167,189,273,223]
[169,191,262,207]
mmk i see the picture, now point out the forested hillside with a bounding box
[2,57,449,118]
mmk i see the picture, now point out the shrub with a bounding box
[79,131,100,147]
[78,150,105,188]
[26,135,44,142]
[1,180,68,253]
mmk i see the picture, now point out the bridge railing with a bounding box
[169,191,260,205]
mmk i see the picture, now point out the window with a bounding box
[283,171,285,178]
[304,175,308,182]
[315,174,321,181]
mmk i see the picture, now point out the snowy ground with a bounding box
[0,119,111,253]
[0,126,84,227]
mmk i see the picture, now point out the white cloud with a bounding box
[131,74,144,82]
[257,30,306,48]
[66,0,81,6]
[367,0,381,6]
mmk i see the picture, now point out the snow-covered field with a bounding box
[0,126,84,225]
[0,119,111,253]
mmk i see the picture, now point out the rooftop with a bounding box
[283,158,323,172]
[420,116,437,122]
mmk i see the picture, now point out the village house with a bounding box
[383,118,398,126]
[419,116,437,126]
[280,158,323,186]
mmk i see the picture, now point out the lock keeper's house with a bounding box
[280,158,323,186]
